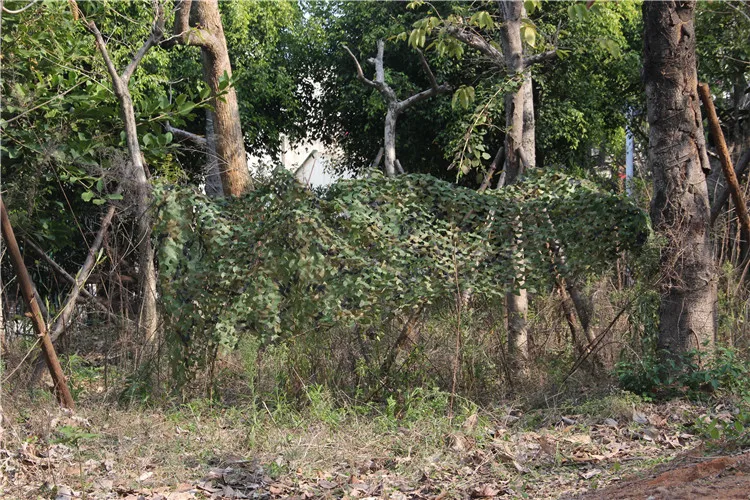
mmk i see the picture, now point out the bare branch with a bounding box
[478,146,503,193]
[2,0,39,14]
[122,0,165,84]
[87,22,126,96]
[444,24,504,67]
[523,50,557,67]
[397,83,451,111]
[343,44,378,89]
[416,49,439,89]
[165,123,207,147]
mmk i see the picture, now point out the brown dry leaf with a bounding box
[318,479,336,489]
[463,414,479,433]
[470,483,500,498]
[538,435,557,456]
[269,483,286,494]
[563,434,592,445]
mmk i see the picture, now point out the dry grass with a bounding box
[0,380,720,499]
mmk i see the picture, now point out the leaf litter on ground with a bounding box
[2,396,748,499]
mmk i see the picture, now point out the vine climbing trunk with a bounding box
[643,0,716,356]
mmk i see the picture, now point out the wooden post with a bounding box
[698,83,750,259]
[0,197,75,409]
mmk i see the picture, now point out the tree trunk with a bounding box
[521,75,535,169]
[169,0,251,196]
[499,0,530,366]
[384,107,399,177]
[204,109,223,197]
[121,90,160,347]
[195,0,250,196]
[643,0,716,356]
[88,18,162,347]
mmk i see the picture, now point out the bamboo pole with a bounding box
[0,197,75,409]
[698,83,750,259]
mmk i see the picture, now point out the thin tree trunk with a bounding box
[1,198,75,409]
[499,0,530,367]
[88,15,162,346]
[643,0,716,356]
[384,107,399,177]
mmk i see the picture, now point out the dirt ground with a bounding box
[573,450,750,500]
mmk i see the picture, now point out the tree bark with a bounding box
[168,0,251,196]
[88,12,162,346]
[204,109,224,197]
[643,0,716,356]
[344,40,450,177]
[499,0,531,366]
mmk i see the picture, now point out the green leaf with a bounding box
[81,191,94,202]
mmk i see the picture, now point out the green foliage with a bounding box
[155,170,647,388]
[616,346,750,401]
[53,425,99,448]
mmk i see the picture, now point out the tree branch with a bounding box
[165,123,207,147]
[444,24,504,66]
[343,44,378,89]
[122,0,165,84]
[397,83,451,111]
[523,50,557,67]
[416,48,439,89]
[87,22,125,95]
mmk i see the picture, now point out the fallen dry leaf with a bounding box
[470,483,500,497]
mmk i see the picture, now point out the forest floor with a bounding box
[3,388,749,499]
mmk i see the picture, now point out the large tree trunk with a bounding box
[643,0,716,355]
[499,0,530,366]
[170,0,251,196]
[204,109,223,197]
